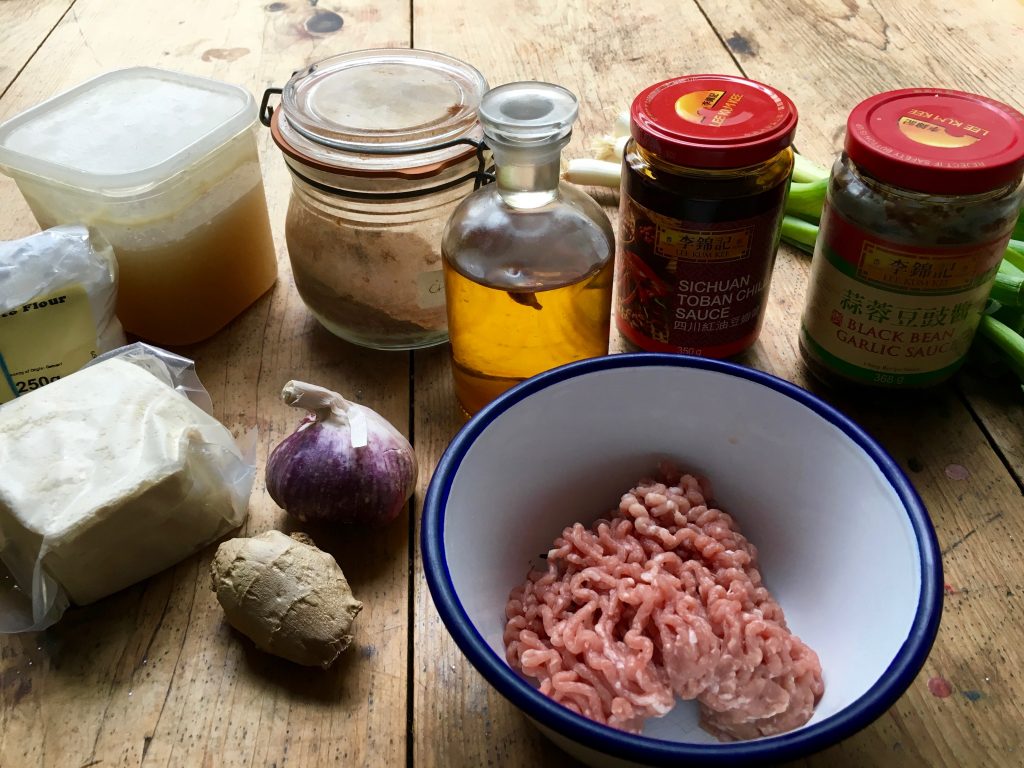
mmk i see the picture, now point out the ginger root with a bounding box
[211,530,363,668]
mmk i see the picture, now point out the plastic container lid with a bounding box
[271,49,488,176]
[630,74,798,168]
[846,88,1024,195]
[0,67,256,194]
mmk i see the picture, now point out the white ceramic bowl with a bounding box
[422,354,942,766]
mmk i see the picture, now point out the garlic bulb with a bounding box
[265,381,418,526]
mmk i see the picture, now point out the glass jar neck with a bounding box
[839,152,1020,204]
[633,141,793,181]
[489,138,567,208]
[494,158,561,207]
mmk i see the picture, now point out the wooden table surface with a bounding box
[2,0,1024,766]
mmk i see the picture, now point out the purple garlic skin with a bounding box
[267,406,417,526]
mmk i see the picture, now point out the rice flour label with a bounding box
[0,285,96,403]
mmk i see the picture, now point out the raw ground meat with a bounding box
[503,467,824,741]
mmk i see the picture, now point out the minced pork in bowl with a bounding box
[422,353,942,767]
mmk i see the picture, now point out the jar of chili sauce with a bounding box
[800,88,1024,388]
[616,75,798,356]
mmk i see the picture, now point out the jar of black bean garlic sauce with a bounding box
[616,75,798,357]
[801,88,1024,388]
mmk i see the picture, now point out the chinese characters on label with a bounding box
[835,290,977,328]
[857,242,995,292]
[656,226,752,262]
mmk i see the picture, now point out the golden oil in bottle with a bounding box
[441,82,614,415]
[444,258,613,415]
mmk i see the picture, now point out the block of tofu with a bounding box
[0,357,252,606]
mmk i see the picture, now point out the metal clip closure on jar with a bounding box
[800,88,1024,388]
[616,75,798,357]
[264,49,490,350]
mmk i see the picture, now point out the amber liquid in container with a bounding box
[445,253,613,415]
[0,68,279,347]
[112,184,277,345]
[442,82,614,416]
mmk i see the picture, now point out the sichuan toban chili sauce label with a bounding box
[615,193,785,356]
[801,204,1005,386]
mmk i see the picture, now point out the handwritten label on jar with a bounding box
[416,269,446,309]
[801,204,1004,386]
[615,194,783,356]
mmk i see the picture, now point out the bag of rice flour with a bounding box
[0,226,125,404]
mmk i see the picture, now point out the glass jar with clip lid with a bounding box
[264,49,490,350]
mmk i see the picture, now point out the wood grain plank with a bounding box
[959,370,1024,488]
[0,0,76,96]
[0,1,413,766]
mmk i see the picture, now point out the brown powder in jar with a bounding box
[285,198,447,347]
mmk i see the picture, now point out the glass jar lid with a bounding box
[630,74,798,169]
[479,82,577,146]
[846,88,1024,195]
[272,49,488,176]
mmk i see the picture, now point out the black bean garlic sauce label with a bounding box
[801,203,1007,387]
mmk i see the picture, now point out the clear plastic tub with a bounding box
[0,67,278,346]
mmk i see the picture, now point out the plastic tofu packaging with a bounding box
[0,343,255,632]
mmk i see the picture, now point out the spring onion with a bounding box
[785,179,828,222]
[562,158,621,187]
[792,152,830,183]
[978,314,1024,385]
[991,261,1024,308]
[780,216,819,254]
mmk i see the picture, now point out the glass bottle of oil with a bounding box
[441,82,614,415]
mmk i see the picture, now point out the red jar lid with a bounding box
[630,75,798,168]
[846,88,1024,194]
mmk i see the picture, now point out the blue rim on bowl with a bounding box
[422,353,943,766]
